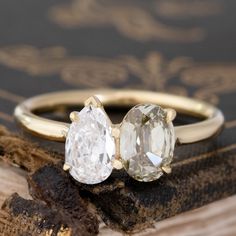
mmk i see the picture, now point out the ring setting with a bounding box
[14,90,224,185]
[65,96,176,184]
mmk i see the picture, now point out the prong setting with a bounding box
[112,126,120,139]
[164,108,176,123]
[112,159,123,170]
[66,100,175,183]
[63,163,71,171]
[84,95,103,108]
[161,165,172,174]
[70,111,80,122]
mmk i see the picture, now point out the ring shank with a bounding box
[14,90,224,144]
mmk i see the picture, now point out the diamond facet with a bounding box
[120,104,175,182]
[65,105,115,184]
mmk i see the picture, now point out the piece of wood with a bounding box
[0,162,30,205]
[0,193,73,236]
[0,164,99,236]
[0,125,62,173]
[0,162,236,235]
[28,164,99,234]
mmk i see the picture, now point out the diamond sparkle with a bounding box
[65,105,115,184]
[120,104,175,182]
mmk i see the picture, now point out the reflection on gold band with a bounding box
[14,89,224,143]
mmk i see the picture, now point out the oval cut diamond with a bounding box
[120,104,175,182]
[65,106,115,184]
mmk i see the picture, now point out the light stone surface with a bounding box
[65,105,115,184]
[120,104,175,182]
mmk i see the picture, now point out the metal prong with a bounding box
[112,159,123,170]
[164,108,176,123]
[61,129,69,139]
[69,111,79,122]
[112,127,120,139]
[161,165,172,174]
[63,163,71,171]
[84,95,103,108]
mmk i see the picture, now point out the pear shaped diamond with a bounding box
[65,105,115,184]
[120,104,175,182]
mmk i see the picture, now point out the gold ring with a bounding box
[14,90,224,184]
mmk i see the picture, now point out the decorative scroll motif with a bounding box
[0,89,24,103]
[0,45,192,93]
[48,0,224,43]
[0,45,235,104]
[181,64,236,104]
[0,112,13,123]
[156,0,222,19]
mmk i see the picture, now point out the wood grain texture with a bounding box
[0,162,235,236]
[0,162,30,205]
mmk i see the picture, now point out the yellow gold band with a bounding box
[14,89,224,144]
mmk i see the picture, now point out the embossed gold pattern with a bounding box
[0,89,25,103]
[225,120,236,129]
[0,45,235,104]
[156,0,222,19]
[0,45,191,91]
[0,112,13,123]
[48,0,209,42]
[181,64,236,104]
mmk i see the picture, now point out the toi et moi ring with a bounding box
[14,90,224,184]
